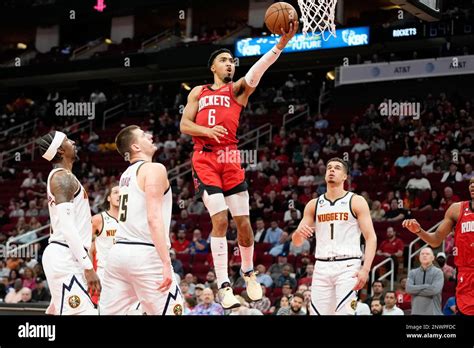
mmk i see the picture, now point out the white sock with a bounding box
[239,244,254,274]
[210,236,230,288]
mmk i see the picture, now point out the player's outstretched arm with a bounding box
[51,170,101,295]
[180,85,228,143]
[291,198,316,247]
[142,162,173,292]
[234,20,299,102]
[352,195,377,291]
[402,203,458,248]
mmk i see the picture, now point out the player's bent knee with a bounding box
[225,191,250,217]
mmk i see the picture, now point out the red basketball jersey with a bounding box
[454,201,474,269]
[193,83,243,150]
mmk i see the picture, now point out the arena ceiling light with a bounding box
[17,43,27,49]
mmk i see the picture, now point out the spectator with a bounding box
[263,190,282,215]
[184,273,196,295]
[298,168,315,187]
[255,264,273,288]
[19,287,33,303]
[419,190,442,211]
[370,298,383,315]
[5,279,23,303]
[273,295,290,314]
[314,114,329,129]
[21,267,36,290]
[269,231,290,257]
[268,255,294,283]
[172,228,190,254]
[30,277,50,302]
[249,285,272,314]
[0,206,10,227]
[21,172,36,189]
[277,293,306,315]
[187,196,205,215]
[25,201,39,218]
[406,170,431,191]
[297,264,313,286]
[170,249,184,278]
[264,221,283,247]
[90,89,107,104]
[462,163,474,181]
[275,266,297,289]
[194,283,205,303]
[264,175,282,194]
[382,291,404,315]
[384,198,407,222]
[395,277,411,311]
[407,247,444,315]
[184,297,197,315]
[9,203,24,218]
[421,154,436,175]
[254,218,267,243]
[410,147,427,167]
[443,296,457,315]
[365,280,384,306]
[440,186,460,210]
[435,252,455,281]
[289,234,310,256]
[377,227,404,277]
[351,139,370,154]
[177,210,193,231]
[370,200,385,221]
[29,217,41,230]
[189,229,208,254]
[394,149,411,168]
[283,207,301,223]
[441,163,462,184]
[189,288,224,315]
[204,271,217,289]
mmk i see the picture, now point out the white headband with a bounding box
[42,131,66,161]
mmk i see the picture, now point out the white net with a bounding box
[297,0,338,41]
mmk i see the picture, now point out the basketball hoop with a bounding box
[297,0,338,40]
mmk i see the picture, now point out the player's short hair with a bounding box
[115,125,140,158]
[327,157,349,174]
[385,291,396,297]
[372,280,384,287]
[208,48,233,69]
[37,131,62,163]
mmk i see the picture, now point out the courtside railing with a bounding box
[371,257,395,295]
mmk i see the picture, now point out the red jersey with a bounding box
[193,83,243,151]
[454,201,474,269]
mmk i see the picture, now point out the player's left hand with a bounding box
[352,268,369,291]
[158,262,173,292]
[276,20,299,50]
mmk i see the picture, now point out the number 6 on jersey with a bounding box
[208,109,216,126]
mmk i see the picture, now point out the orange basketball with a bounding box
[264,2,298,35]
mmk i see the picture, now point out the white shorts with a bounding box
[310,258,361,315]
[42,242,97,315]
[99,241,183,315]
[203,190,249,217]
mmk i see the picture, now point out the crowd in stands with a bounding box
[0,67,472,314]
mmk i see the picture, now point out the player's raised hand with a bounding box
[296,224,315,239]
[402,219,421,234]
[277,20,299,50]
[206,125,228,144]
[158,262,173,292]
[85,269,101,296]
[352,268,369,291]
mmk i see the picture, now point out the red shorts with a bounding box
[191,147,247,198]
[456,268,474,315]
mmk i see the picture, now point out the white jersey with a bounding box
[115,160,172,247]
[314,191,362,259]
[95,211,118,269]
[46,168,92,250]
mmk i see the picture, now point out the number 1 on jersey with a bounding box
[330,223,334,240]
[208,109,216,126]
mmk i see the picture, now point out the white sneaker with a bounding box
[218,286,241,310]
[243,271,263,301]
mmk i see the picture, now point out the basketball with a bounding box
[264,2,299,35]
